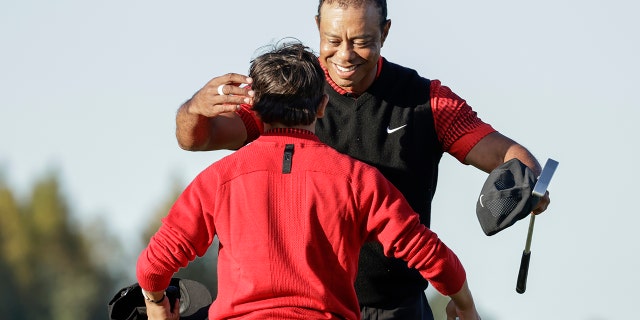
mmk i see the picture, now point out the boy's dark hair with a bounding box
[316,0,388,30]
[249,41,325,126]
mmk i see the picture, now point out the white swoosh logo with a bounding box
[479,194,485,207]
[386,124,407,134]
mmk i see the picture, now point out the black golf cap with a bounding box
[108,278,212,320]
[476,158,540,236]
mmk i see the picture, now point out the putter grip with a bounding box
[516,251,531,294]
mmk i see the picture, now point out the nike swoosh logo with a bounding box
[479,194,485,207]
[386,124,407,134]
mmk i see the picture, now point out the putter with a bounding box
[515,158,559,294]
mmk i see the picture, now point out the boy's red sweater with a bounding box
[137,129,465,320]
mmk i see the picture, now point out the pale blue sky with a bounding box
[2,1,638,319]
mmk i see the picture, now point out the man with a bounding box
[138,42,481,320]
[174,0,550,319]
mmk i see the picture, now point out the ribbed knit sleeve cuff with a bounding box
[448,124,497,163]
[427,256,467,296]
[136,250,173,292]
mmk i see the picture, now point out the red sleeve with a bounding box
[236,103,264,145]
[136,173,216,292]
[357,166,466,295]
[430,80,497,162]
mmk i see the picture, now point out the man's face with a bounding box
[316,3,389,94]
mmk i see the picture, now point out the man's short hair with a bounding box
[249,41,325,126]
[316,0,388,30]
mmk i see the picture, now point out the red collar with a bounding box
[262,128,319,141]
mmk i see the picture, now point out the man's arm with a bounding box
[465,131,550,214]
[176,73,254,151]
[176,100,247,151]
[464,132,540,174]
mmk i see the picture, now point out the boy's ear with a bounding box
[316,94,329,118]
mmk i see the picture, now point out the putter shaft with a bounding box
[524,213,536,253]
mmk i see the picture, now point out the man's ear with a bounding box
[381,19,391,46]
[316,94,329,118]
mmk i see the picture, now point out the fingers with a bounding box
[170,298,181,320]
[445,300,458,320]
[207,73,254,105]
[215,84,254,102]
[210,72,253,86]
[532,191,550,215]
[188,73,255,118]
[446,299,481,320]
[207,73,254,96]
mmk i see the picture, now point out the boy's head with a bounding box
[249,41,326,127]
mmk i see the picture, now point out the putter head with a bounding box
[532,159,559,198]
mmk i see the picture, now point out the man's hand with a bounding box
[176,73,254,151]
[532,190,550,215]
[466,131,551,216]
[187,73,254,118]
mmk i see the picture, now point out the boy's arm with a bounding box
[446,280,481,320]
[136,174,217,292]
[357,168,479,318]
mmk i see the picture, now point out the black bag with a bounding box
[108,278,212,320]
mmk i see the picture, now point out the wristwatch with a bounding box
[142,289,166,304]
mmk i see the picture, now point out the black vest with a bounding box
[316,59,443,307]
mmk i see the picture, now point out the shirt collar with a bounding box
[262,128,320,141]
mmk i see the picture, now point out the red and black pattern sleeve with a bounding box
[430,80,497,162]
